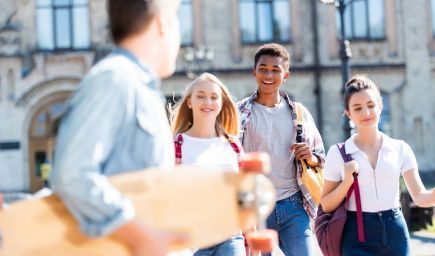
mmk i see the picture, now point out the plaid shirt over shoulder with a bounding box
[237,90,325,218]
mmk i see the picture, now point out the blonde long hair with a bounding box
[171,72,240,137]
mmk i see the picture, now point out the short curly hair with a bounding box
[253,43,291,70]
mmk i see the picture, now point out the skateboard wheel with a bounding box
[240,152,271,174]
[245,229,277,253]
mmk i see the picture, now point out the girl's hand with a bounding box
[343,160,359,187]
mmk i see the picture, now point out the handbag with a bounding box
[314,143,365,256]
[294,103,324,205]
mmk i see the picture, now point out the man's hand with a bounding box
[290,142,319,167]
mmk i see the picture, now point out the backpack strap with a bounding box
[174,133,183,165]
[224,134,242,167]
[294,102,304,143]
[174,133,242,166]
[336,143,365,243]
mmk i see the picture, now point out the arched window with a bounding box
[36,0,90,50]
[30,99,66,138]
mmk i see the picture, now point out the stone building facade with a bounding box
[0,0,434,194]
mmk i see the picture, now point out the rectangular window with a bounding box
[368,0,384,38]
[257,2,273,42]
[239,0,291,44]
[36,0,90,50]
[179,0,193,46]
[239,1,256,42]
[336,0,385,40]
[36,7,54,49]
[431,0,435,37]
[73,6,90,48]
[379,92,391,135]
[273,0,291,42]
[55,8,71,48]
[352,0,367,38]
[54,0,70,6]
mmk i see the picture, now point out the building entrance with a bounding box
[28,93,70,192]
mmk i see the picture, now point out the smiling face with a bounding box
[187,80,223,123]
[253,55,289,96]
[346,88,383,131]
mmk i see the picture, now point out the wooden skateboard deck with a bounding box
[0,166,275,256]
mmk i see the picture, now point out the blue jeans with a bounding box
[193,234,245,256]
[265,191,313,256]
[342,208,410,256]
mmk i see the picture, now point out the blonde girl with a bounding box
[172,72,239,137]
[171,72,245,256]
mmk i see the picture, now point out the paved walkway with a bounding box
[410,231,435,256]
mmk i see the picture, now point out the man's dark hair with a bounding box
[108,0,157,44]
[254,43,291,70]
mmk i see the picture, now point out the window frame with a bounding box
[239,0,292,45]
[179,0,194,47]
[379,91,391,135]
[36,0,90,51]
[337,0,386,41]
[431,0,435,38]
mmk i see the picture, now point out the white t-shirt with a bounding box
[324,132,418,212]
[180,133,239,172]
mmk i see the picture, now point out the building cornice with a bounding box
[172,63,406,77]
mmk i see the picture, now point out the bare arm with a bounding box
[320,180,351,213]
[402,169,435,208]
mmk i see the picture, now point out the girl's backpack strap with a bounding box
[174,133,183,165]
[336,142,365,243]
[336,143,352,163]
[224,134,243,167]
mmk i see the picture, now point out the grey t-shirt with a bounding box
[243,98,300,200]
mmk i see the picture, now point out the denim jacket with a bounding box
[50,48,175,236]
[238,90,325,218]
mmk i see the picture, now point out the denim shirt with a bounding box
[50,48,175,237]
